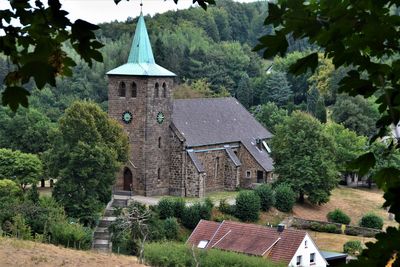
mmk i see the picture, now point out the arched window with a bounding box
[157,168,161,181]
[155,82,159,98]
[158,137,161,148]
[118,81,126,97]
[162,82,167,98]
[131,82,137,98]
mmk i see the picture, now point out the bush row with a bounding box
[326,209,383,230]
[144,242,285,267]
[218,184,296,223]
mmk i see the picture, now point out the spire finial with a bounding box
[140,0,143,14]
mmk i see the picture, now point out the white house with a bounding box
[187,220,327,267]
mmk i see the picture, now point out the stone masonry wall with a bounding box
[237,145,266,188]
[169,129,185,196]
[108,75,174,196]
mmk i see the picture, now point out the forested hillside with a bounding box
[0,0,310,121]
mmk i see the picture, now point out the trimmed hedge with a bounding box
[163,217,179,240]
[235,191,260,222]
[144,242,285,267]
[327,209,351,225]
[274,184,295,212]
[359,213,384,230]
[309,222,340,233]
[255,184,275,211]
[343,240,363,256]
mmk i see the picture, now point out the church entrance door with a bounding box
[123,168,133,191]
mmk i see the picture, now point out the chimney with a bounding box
[277,224,285,233]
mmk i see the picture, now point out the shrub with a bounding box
[181,202,212,230]
[235,191,260,222]
[218,199,235,215]
[327,209,351,225]
[10,214,32,240]
[158,198,175,219]
[309,222,339,233]
[359,213,384,230]
[164,217,179,240]
[144,242,283,267]
[173,198,186,219]
[255,184,275,211]
[274,184,295,212]
[49,220,92,249]
[343,240,363,255]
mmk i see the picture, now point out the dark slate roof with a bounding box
[187,220,308,264]
[172,98,273,171]
[225,146,241,167]
[187,150,205,173]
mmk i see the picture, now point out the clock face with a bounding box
[122,111,132,124]
[156,112,165,124]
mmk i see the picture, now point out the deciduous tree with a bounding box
[46,101,128,225]
[271,111,338,204]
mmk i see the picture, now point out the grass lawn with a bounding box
[307,230,375,252]
[292,186,397,228]
[0,236,144,267]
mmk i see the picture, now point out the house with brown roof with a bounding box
[107,12,274,197]
[187,220,328,267]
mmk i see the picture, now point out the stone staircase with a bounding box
[92,191,131,252]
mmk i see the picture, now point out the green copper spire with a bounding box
[107,12,176,77]
[127,12,155,64]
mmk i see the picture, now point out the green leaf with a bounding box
[347,152,376,177]
[373,167,400,189]
[288,52,318,75]
[2,86,31,111]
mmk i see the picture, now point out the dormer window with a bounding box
[119,82,126,97]
[155,82,159,98]
[162,82,167,97]
[131,82,137,98]
[197,240,208,249]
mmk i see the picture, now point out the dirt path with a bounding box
[0,237,146,267]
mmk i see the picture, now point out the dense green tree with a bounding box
[235,191,260,222]
[236,73,252,108]
[255,2,400,263]
[314,98,327,123]
[325,122,367,174]
[273,51,313,104]
[252,102,288,133]
[0,148,43,190]
[258,72,292,107]
[0,107,54,153]
[271,111,338,204]
[331,94,380,137]
[46,101,128,225]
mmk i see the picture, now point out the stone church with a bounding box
[107,13,274,197]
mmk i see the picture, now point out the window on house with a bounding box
[197,240,208,249]
[131,82,137,98]
[158,137,161,148]
[296,255,302,266]
[155,82,159,98]
[310,253,315,264]
[305,240,308,248]
[118,81,126,97]
[162,82,167,97]
[246,170,251,178]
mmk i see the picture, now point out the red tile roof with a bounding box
[187,220,307,264]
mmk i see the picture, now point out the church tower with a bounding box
[107,12,176,196]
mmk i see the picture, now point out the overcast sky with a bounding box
[0,0,260,25]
